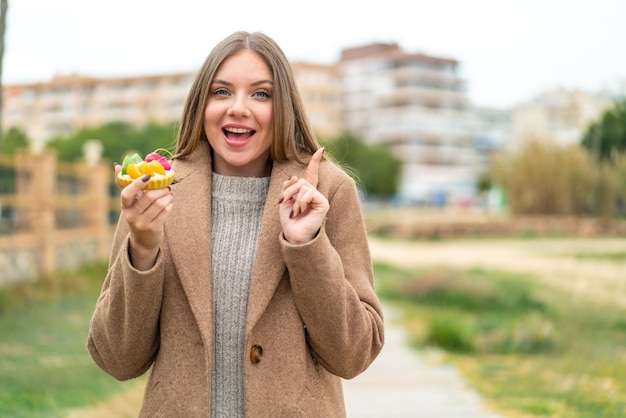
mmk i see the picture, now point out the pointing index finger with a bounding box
[305,147,324,188]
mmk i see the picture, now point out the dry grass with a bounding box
[65,380,145,418]
[368,235,626,308]
[372,237,626,417]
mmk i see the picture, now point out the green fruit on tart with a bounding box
[118,148,175,190]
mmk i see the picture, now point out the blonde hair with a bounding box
[174,31,320,164]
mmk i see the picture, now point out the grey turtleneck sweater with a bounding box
[210,173,270,418]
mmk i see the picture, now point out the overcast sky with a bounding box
[3,0,625,108]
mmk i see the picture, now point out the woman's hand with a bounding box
[278,148,329,245]
[115,163,173,270]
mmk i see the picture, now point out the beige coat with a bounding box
[87,140,385,417]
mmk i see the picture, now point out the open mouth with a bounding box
[223,127,255,140]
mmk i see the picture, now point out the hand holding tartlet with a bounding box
[117,148,175,190]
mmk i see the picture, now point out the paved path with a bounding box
[343,304,502,418]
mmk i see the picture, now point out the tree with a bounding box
[0,126,27,155]
[46,121,178,162]
[581,99,626,161]
[322,131,401,200]
[0,0,8,141]
[492,139,617,217]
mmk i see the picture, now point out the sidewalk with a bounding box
[343,304,502,418]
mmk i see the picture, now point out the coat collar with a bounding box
[245,159,300,332]
[164,140,214,335]
[165,140,308,337]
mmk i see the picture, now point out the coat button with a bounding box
[250,344,263,364]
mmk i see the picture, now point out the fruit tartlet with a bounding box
[118,148,175,190]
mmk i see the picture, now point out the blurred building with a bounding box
[511,88,613,148]
[2,63,342,151]
[3,73,195,150]
[3,48,509,207]
[338,42,492,205]
[290,61,342,138]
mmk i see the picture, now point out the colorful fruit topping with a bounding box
[148,160,166,175]
[125,163,142,179]
[121,153,143,175]
[119,148,174,189]
[145,152,162,163]
[157,156,171,170]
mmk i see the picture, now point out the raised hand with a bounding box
[115,163,173,270]
[278,148,329,245]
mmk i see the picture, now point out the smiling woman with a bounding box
[203,49,275,177]
[86,31,384,418]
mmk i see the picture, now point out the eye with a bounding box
[254,89,271,99]
[213,88,230,97]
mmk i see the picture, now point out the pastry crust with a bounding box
[117,169,175,190]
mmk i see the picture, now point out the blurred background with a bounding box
[2,0,626,417]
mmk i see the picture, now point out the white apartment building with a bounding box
[3,72,196,150]
[290,61,342,139]
[511,88,613,148]
[3,48,509,207]
[2,63,342,151]
[338,43,486,205]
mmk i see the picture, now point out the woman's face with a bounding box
[204,49,274,177]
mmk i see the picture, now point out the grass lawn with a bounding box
[4,241,626,417]
[0,262,143,418]
[375,260,626,418]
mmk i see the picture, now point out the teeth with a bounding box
[224,127,251,134]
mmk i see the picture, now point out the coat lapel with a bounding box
[166,142,214,339]
[245,160,301,332]
[165,145,305,337]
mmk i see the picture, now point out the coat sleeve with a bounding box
[86,216,164,381]
[280,173,385,379]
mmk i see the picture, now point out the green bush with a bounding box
[321,131,401,199]
[376,264,553,355]
[425,311,474,352]
[46,121,178,163]
[476,313,555,354]
[383,268,545,314]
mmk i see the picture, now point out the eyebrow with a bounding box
[212,79,274,87]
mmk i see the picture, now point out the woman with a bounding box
[87,31,384,417]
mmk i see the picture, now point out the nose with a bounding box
[227,94,251,117]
